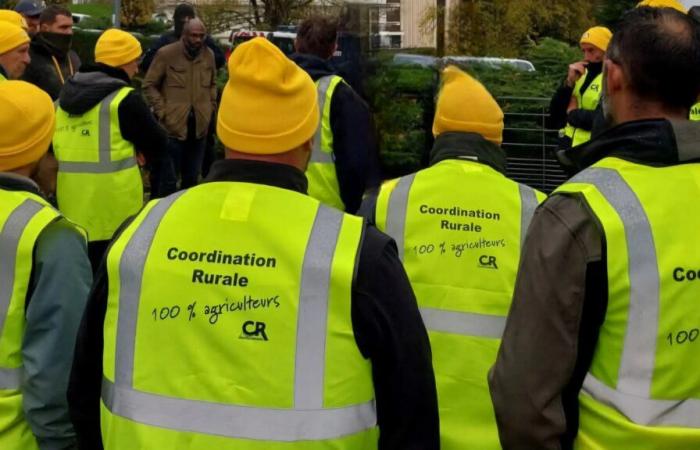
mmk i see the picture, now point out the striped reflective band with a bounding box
[0,199,45,390]
[518,184,538,249]
[311,75,335,164]
[107,196,376,440]
[420,307,506,338]
[102,379,376,441]
[58,89,137,174]
[386,173,416,262]
[0,366,22,390]
[571,167,659,397]
[582,373,700,427]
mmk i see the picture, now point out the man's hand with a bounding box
[566,61,588,87]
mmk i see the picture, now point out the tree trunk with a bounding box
[436,0,446,56]
[250,0,261,26]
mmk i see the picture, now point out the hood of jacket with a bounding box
[557,118,700,175]
[289,53,335,81]
[430,132,508,175]
[58,64,129,115]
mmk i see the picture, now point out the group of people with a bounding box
[1,0,700,449]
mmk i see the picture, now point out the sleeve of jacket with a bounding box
[330,84,380,214]
[142,51,167,120]
[70,51,81,73]
[352,226,439,450]
[567,109,596,131]
[547,83,574,130]
[118,91,167,165]
[488,195,605,450]
[205,35,226,70]
[23,219,92,450]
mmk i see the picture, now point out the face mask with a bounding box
[38,32,72,56]
[184,40,202,58]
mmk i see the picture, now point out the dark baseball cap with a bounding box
[14,0,46,17]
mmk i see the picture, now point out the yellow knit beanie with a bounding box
[432,65,504,144]
[0,21,29,55]
[0,81,54,171]
[0,10,28,31]
[217,37,319,154]
[637,0,687,13]
[580,26,613,52]
[95,29,142,68]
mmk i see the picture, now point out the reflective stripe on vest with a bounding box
[306,75,345,210]
[564,166,700,428]
[0,200,45,390]
[104,193,376,442]
[57,89,137,174]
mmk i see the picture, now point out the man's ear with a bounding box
[294,38,300,52]
[604,58,624,97]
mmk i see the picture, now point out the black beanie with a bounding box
[174,3,196,38]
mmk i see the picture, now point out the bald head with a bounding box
[182,18,206,53]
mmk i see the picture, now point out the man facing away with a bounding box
[0,20,30,81]
[0,80,92,450]
[68,37,438,450]
[290,15,380,214]
[364,65,544,450]
[490,7,700,450]
[53,28,166,271]
[22,5,79,101]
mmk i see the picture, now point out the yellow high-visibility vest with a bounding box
[0,189,62,450]
[556,156,700,449]
[306,75,345,211]
[53,86,142,242]
[374,159,545,450]
[690,103,700,121]
[562,72,603,148]
[101,182,378,449]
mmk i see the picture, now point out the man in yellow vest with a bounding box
[549,26,611,151]
[68,37,439,450]
[0,20,30,81]
[53,28,166,271]
[0,81,91,450]
[290,16,380,213]
[490,7,700,449]
[364,65,544,450]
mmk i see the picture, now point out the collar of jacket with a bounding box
[203,159,309,194]
[429,132,508,175]
[0,172,42,195]
[58,66,128,115]
[557,118,700,174]
[289,53,336,81]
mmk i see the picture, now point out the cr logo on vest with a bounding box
[478,255,498,269]
[240,321,268,341]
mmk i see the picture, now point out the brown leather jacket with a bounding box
[143,40,217,141]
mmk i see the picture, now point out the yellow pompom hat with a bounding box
[580,26,613,52]
[637,0,687,13]
[0,21,29,55]
[432,65,504,144]
[217,37,319,154]
[95,28,142,68]
[0,10,28,31]
[0,81,55,171]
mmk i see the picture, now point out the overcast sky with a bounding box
[683,0,700,7]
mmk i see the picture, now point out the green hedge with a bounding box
[366,38,581,178]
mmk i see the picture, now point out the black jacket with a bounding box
[68,159,439,450]
[58,64,167,166]
[22,33,81,100]
[290,53,381,214]
[489,118,700,450]
[140,31,225,74]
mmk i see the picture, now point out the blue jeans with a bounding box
[158,135,205,197]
